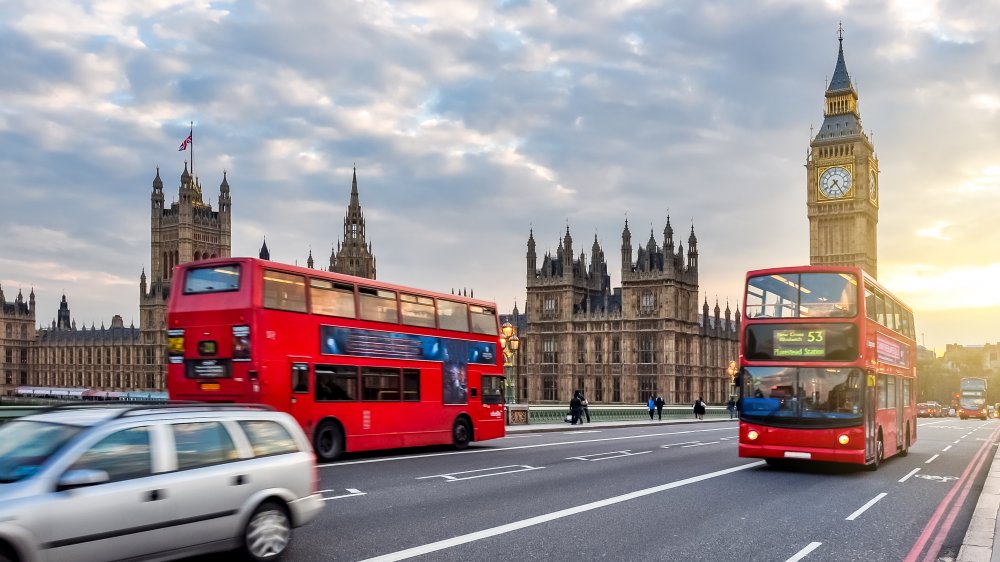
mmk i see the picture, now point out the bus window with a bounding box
[799,273,857,317]
[874,293,886,326]
[362,367,400,401]
[310,279,356,318]
[292,363,309,394]
[316,365,358,401]
[878,375,888,409]
[400,293,435,328]
[884,299,896,331]
[865,287,877,322]
[438,300,469,332]
[263,270,307,313]
[359,287,398,324]
[470,305,498,335]
[184,265,240,294]
[403,369,420,401]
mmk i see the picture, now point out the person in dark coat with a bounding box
[654,395,665,420]
[727,398,737,419]
[570,392,584,425]
[694,396,706,420]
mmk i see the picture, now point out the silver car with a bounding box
[0,404,323,562]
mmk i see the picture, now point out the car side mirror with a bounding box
[57,469,110,491]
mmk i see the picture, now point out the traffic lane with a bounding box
[399,424,995,562]
[297,430,749,561]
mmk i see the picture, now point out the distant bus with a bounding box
[738,265,917,470]
[167,257,506,461]
[957,377,988,420]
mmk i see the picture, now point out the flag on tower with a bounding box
[178,132,192,151]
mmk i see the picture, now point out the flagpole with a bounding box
[189,121,194,182]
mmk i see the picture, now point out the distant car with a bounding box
[0,403,323,562]
[950,408,957,417]
[917,403,931,417]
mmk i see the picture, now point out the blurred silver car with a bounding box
[0,404,323,562]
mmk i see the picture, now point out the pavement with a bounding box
[958,439,1000,562]
[510,417,1000,562]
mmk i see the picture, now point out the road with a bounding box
[269,418,1000,561]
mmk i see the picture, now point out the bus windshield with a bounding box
[741,366,864,426]
[745,272,858,319]
[183,265,241,294]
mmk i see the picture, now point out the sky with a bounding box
[1,0,999,356]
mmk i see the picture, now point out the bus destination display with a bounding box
[773,329,826,357]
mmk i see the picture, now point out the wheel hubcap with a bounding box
[247,509,290,559]
[455,424,468,443]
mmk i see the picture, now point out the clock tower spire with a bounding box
[806,24,879,277]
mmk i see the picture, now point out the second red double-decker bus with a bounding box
[167,257,506,461]
[958,377,988,420]
[738,265,917,470]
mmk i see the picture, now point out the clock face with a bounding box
[819,166,852,198]
[869,171,877,202]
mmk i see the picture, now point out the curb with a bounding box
[958,441,1000,562]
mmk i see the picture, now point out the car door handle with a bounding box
[231,474,248,486]
[144,489,166,502]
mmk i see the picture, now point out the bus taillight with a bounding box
[233,325,251,361]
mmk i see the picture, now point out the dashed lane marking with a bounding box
[925,454,940,464]
[567,450,651,461]
[846,493,888,521]
[321,488,367,501]
[416,464,544,482]
[785,542,823,562]
[899,468,921,483]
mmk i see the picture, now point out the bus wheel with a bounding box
[866,434,884,471]
[314,420,344,462]
[764,458,787,468]
[452,418,471,450]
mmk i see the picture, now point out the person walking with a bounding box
[580,392,591,423]
[647,396,656,420]
[570,391,584,425]
[693,396,706,420]
[727,397,737,419]
[654,395,665,420]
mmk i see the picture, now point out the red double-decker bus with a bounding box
[738,265,917,470]
[957,377,988,420]
[167,257,506,461]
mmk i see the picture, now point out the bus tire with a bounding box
[866,432,883,471]
[313,419,344,462]
[764,458,787,468]
[452,417,472,450]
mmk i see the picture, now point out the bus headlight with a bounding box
[747,430,759,441]
[838,434,850,445]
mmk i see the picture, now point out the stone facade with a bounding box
[0,288,36,395]
[521,220,738,406]
[327,167,376,279]
[807,32,879,277]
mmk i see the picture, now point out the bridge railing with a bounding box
[508,404,730,425]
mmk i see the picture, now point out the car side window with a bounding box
[172,422,239,469]
[68,426,152,482]
[238,420,300,456]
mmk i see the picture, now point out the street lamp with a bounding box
[499,320,520,404]
[727,360,738,399]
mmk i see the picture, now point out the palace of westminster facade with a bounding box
[1,34,878,404]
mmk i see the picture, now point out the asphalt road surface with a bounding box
[202,417,1000,561]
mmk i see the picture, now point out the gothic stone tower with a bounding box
[140,164,232,381]
[329,167,376,279]
[807,30,879,277]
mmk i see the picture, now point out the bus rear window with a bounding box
[184,265,240,294]
[470,305,498,335]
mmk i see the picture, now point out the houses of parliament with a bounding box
[2,33,878,404]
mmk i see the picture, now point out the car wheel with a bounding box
[452,417,471,450]
[242,501,292,562]
[313,420,344,462]
[866,434,884,471]
[0,542,17,562]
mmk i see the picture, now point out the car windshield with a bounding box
[0,421,85,483]
[741,366,864,426]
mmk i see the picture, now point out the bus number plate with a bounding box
[200,383,221,391]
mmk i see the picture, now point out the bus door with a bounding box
[865,371,878,462]
[896,376,905,450]
[289,359,311,420]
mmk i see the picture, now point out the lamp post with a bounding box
[499,320,521,404]
[727,360,738,400]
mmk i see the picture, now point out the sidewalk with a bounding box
[506,416,734,434]
[958,442,1000,562]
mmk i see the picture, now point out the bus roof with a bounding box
[176,256,500,309]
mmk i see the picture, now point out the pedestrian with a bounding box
[727,397,737,419]
[655,394,665,420]
[647,396,655,420]
[570,391,584,425]
[693,396,706,420]
[580,392,591,423]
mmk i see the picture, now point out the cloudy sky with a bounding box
[1,0,998,354]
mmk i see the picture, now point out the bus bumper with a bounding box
[739,443,866,465]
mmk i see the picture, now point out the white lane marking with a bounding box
[899,468,921,483]
[359,461,765,562]
[661,441,702,448]
[320,427,735,467]
[563,430,602,435]
[845,492,888,521]
[320,488,367,501]
[416,464,543,482]
[914,475,958,483]
[567,450,651,461]
[500,434,546,439]
[918,420,953,427]
[942,445,952,452]
[925,454,940,464]
[785,542,823,562]
[682,441,720,448]
[954,440,961,444]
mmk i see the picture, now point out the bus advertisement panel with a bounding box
[167,257,506,461]
[739,266,917,470]
[958,377,988,420]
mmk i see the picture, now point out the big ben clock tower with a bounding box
[807,26,879,277]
